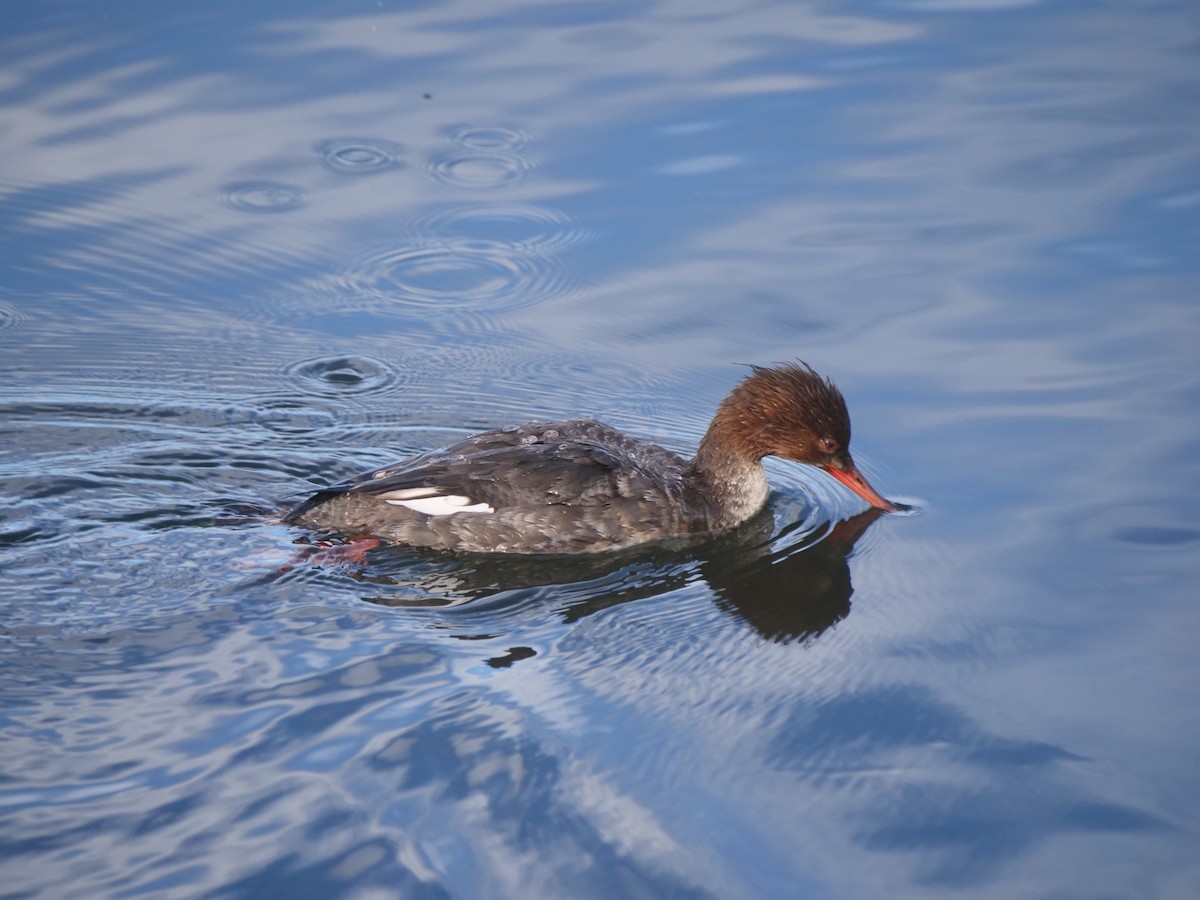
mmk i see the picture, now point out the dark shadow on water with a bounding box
[766,682,1172,887]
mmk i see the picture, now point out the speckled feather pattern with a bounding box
[287,418,722,553]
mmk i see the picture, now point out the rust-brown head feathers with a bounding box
[709,362,853,466]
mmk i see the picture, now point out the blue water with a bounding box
[3,1,1199,897]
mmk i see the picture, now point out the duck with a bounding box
[285,362,898,554]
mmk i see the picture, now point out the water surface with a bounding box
[2,1,1199,898]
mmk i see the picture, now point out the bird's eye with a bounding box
[819,437,839,454]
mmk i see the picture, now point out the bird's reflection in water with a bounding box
[318,503,884,646]
[703,508,883,643]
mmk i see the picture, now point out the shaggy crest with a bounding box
[709,362,852,463]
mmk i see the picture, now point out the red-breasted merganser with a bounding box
[285,362,897,553]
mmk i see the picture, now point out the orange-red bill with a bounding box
[823,462,897,512]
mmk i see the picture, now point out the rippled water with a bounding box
[3,1,1199,898]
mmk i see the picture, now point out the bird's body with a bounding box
[286,363,896,554]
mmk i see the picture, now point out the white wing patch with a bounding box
[378,487,494,516]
